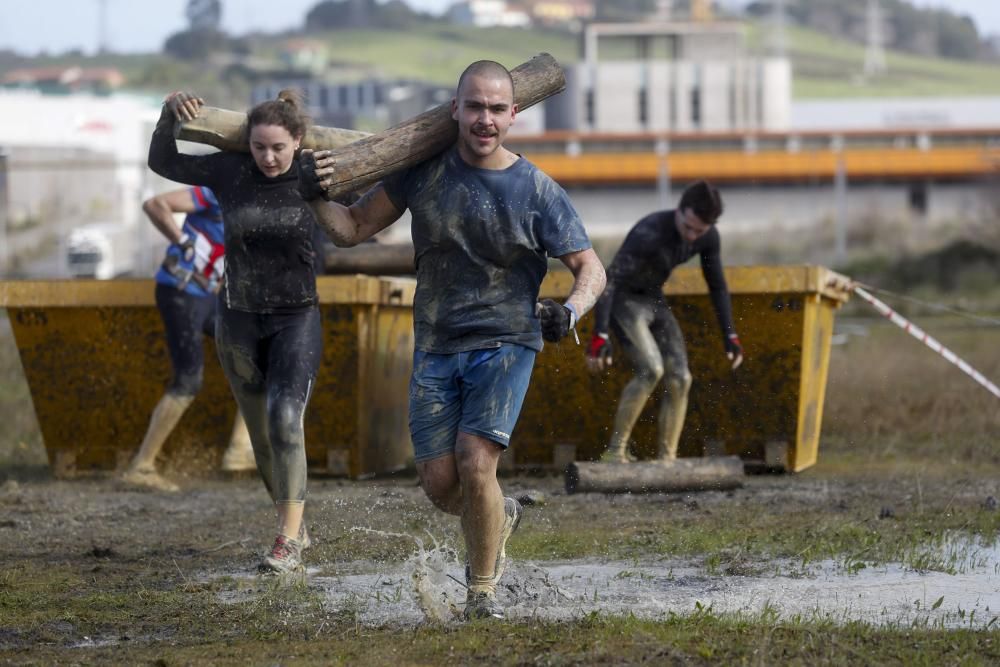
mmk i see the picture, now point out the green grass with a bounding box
[277,25,577,85]
[510,463,1000,574]
[780,24,1000,98]
[5,574,999,666]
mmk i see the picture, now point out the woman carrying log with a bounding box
[148,89,321,575]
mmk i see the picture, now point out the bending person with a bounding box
[587,181,744,463]
[149,89,323,575]
[121,186,254,493]
[300,60,606,620]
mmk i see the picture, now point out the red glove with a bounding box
[587,333,613,373]
[724,333,743,358]
[588,333,608,357]
[725,333,744,369]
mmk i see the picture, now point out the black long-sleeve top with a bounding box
[148,108,320,314]
[593,209,736,341]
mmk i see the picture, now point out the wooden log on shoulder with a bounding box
[565,456,745,495]
[176,53,566,199]
[177,106,370,153]
[321,242,415,275]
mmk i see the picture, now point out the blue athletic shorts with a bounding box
[409,344,537,463]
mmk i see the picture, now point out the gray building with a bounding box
[252,79,453,131]
[547,21,791,133]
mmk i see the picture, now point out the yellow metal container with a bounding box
[517,265,850,472]
[2,265,847,477]
[0,276,415,479]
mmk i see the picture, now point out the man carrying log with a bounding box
[299,60,606,620]
[587,181,743,463]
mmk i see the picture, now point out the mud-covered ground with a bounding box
[2,301,1000,663]
[2,456,999,665]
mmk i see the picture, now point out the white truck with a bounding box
[66,222,135,279]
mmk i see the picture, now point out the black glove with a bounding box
[297,149,329,202]
[177,233,195,262]
[538,298,572,342]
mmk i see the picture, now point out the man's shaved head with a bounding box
[457,60,514,97]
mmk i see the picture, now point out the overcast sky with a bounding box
[0,0,997,56]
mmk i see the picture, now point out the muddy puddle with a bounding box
[215,533,1000,629]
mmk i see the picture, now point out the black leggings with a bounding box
[155,283,217,397]
[216,304,322,503]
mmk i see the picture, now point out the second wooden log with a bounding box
[321,243,415,275]
[565,456,745,495]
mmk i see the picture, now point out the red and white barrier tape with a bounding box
[852,285,1000,400]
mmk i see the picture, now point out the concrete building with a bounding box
[791,97,1000,131]
[1,67,126,95]
[251,78,453,131]
[546,21,791,133]
[529,0,595,30]
[446,0,531,28]
[0,91,174,278]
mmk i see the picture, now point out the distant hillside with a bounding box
[779,24,1000,98]
[746,0,998,62]
[255,25,578,85]
[3,20,1000,102]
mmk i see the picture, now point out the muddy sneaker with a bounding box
[599,448,636,463]
[463,589,504,621]
[298,523,312,550]
[258,535,304,575]
[119,468,180,493]
[220,440,256,472]
[465,496,523,588]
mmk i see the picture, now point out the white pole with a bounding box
[853,285,1000,400]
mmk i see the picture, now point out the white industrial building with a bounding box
[546,21,791,133]
[0,91,185,278]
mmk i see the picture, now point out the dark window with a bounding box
[908,182,929,215]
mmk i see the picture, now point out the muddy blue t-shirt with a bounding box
[383,147,591,353]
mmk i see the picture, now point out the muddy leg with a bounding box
[604,296,662,462]
[417,455,463,516]
[220,353,275,497]
[455,433,504,593]
[220,409,256,472]
[263,308,322,541]
[653,306,691,461]
[655,368,692,460]
[216,305,276,497]
[121,393,193,491]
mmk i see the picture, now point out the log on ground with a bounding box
[565,456,745,494]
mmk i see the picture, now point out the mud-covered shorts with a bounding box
[409,344,537,463]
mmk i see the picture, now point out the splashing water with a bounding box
[213,534,1000,629]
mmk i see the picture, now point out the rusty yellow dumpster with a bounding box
[0,276,415,479]
[515,265,851,472]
